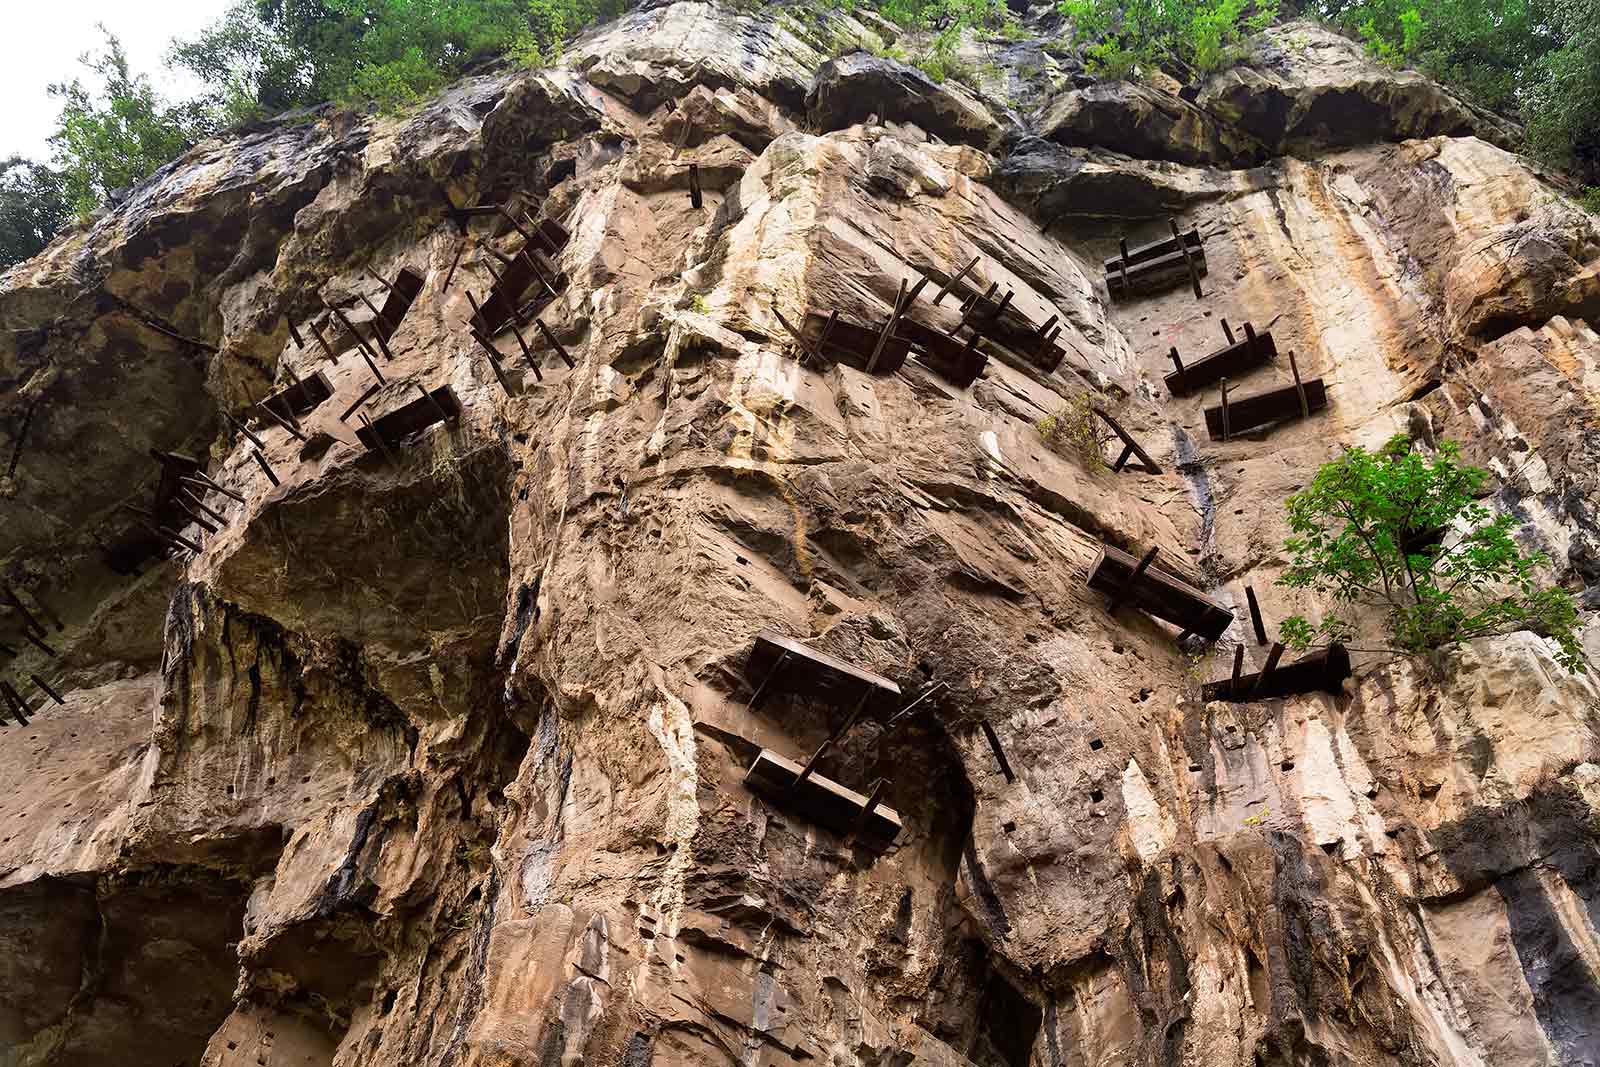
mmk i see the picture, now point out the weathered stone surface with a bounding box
[807,50,1008,151]
[1037,81,1263,167]
[4,2,1600,1065]
[1199,21,1521,155]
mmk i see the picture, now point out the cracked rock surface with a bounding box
[3,3,1600,1065]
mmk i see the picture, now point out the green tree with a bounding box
[1277,434,1583,672]
[1058,0,1280,81]
[0,159,71,270]
[48,28,212,214]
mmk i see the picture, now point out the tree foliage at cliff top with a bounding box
[1277,434,1584,672]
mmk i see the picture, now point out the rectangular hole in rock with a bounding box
[1089,738,1104,751]
[1089,789,1104,803]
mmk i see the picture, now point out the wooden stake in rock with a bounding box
[286,318,305,350]
[1171,217,1203,299]
[1219,378,1232,442]
[931,256,979,307]
[341,382,383,423]
[1249,643,1286,698]
[1106,545,1160,616]
[1288,349,1310,419]
[32,674,65,706]
[415,382,453,426]
[1230,644,1244,699]
[224,412,266,451]
[180,486,228,527]
[159,525,203,554]
[359,411,401,467]
[534,318,575,369]
[1245,585,1268,645]
[307,318,340,362]
[356,293,397,358]
[251,449,280,487]
[507,320,542,381]
[258,403,308,443]
[181,473,245,505]
[688,163,703,209]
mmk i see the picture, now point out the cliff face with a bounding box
[4,6,1600,1066]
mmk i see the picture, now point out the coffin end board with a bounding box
[1204,379,1328,439]
[1087,544,1232,640]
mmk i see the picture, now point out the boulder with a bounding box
[806,50,1007,151]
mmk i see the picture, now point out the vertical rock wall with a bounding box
[2,5,1600,1065]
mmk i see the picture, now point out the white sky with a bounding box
[2,0,233,162]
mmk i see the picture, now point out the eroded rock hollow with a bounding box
[4,5,1600,1065]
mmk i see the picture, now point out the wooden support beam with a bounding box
[286,319,305,349]
[1201,644,1351,704]
[356,293,397,359]
[534,318,576,369]
[688,163,703,209]
[1230,645,1244,699]
[1169,346,1185,375]
[183,470,245,504]
[794,687,872,791]
[1288,349,1310,419]
[1,681,30,725]
[251,449,280,487]
[1092,406,1162,474]
[1087,543,1234,640]
[306,318,339,362]
[1220,379,1232,442]
[32,674,65,706]
[257,403,308,443]
[160,525,203,553]
[979,718,1016,783]
[21,628,57,658]
[260,372,335,421]
[848,778,890,844]
[224,412,266,451]
[745,650,790,712]
[171,497,219,535]
[340,382,383,423]
[1106,545,1159,615]
[443,236,467,292]
[507,321,542,381]
[1171,217,1204,299]
[179,487,227,527]
[2,585,45,637]
[1204,378,1328,440]
[366,267,396,294]
[359,412,400,466]
[867,279,908,374]
[1245,586,1268,645]
[986,288,1014,325]
[932,256,980,306]
[895,316,987,387]
[1250,642,1286,698]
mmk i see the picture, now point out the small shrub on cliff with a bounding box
[1059,0,1280,81]
[1037,394,1106,469]
[1277,433,1584,672]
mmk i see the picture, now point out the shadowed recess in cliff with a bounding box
[0,868,254,1067]
[1432,785,1600,1064]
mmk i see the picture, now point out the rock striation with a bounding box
[3,3,1600,1066]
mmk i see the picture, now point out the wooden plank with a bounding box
[953,292,1064,374]
[895,317,987,387]
[746,630,901,714]
[1103,227,1203,272]
[375,268,425,344]
[261,372,334,421]
[1105,248,1210,300]
[1163,328,1277,395]
[800,312,910,375]
[745,749,902,849]
[1087,544,1232,640]
[1203,379,1327,439]
[1201,644,1350,703]
[354,386,462,452]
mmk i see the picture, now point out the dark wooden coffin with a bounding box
[747,629,901,713]
[801,312,910,375]
[1104,227,1203,273]
[1201,644,1351,703]
[1105,248,1209,300]
[474,252,566,337]
[1087,544,1232,640]
[375,268,426,344]
[745,749,902,849]
[355,386,461,452]
[1204,379,1328,439]
[896,317,987,387]
[1164,329,1277,396]
[262,372,334,421]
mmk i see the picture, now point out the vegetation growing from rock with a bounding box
[1059,0,1280,80]
[1310,0,1600,184]
[1277,433,1583,672]
[0,158,70,268]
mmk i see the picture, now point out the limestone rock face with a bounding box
[4,3,1600,1066]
